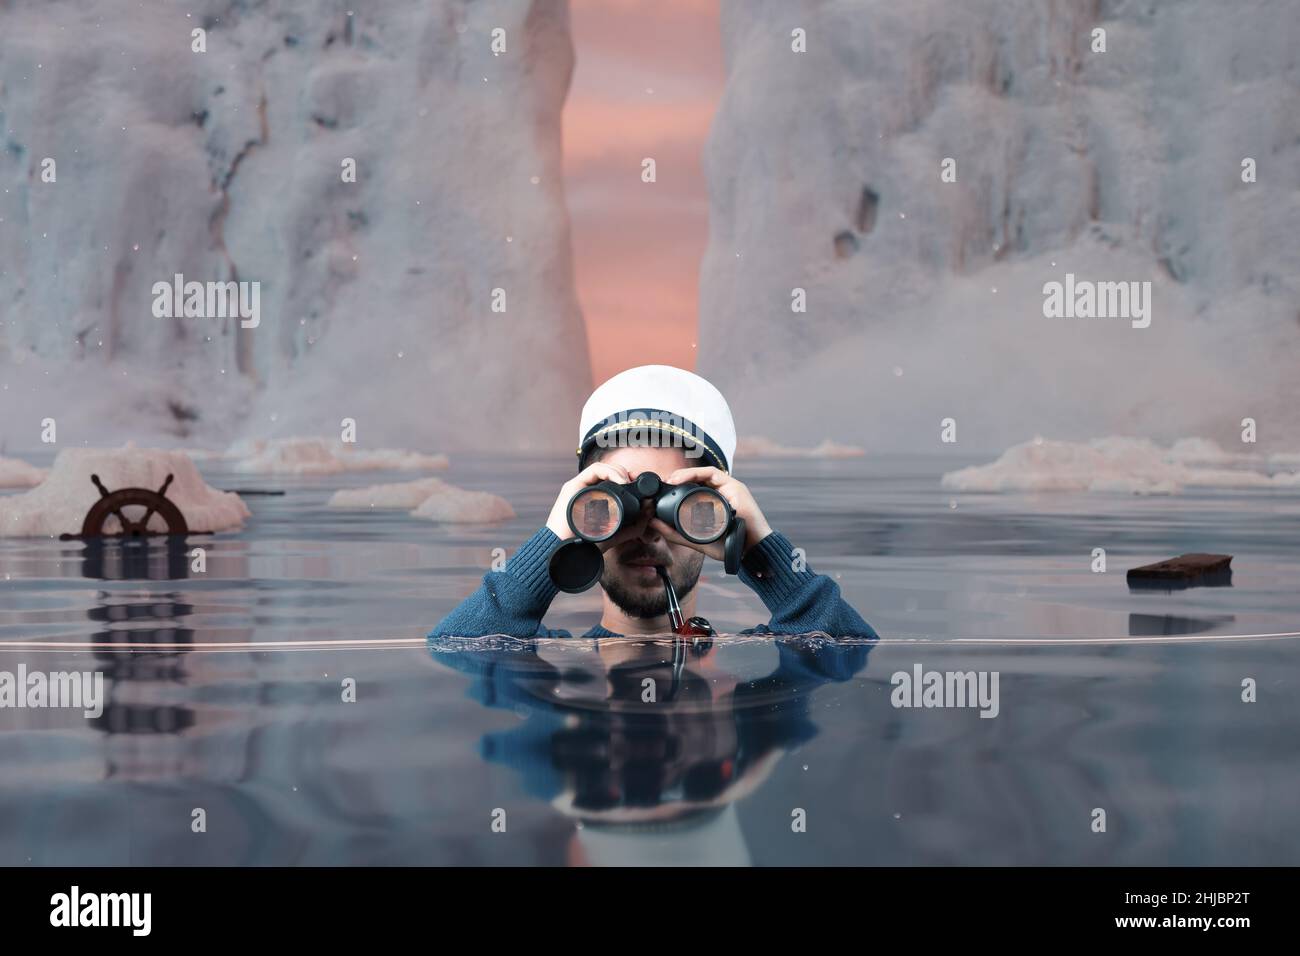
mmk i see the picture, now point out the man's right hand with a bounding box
[545,462,631,541]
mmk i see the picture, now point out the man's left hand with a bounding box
[652,466,773,562]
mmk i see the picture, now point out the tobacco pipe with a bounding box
[656,565,714,640]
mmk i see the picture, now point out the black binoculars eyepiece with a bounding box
[548,471,747,593]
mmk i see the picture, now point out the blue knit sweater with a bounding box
[429,526,878,639]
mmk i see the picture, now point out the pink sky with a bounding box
[562,0,725,386]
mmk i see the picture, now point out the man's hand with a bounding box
[545,462,631,542]
[654,466,773,562]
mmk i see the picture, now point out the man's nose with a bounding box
[630,499,661,539]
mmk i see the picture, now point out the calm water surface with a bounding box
[1,453,1297,864]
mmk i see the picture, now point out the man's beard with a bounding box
[601,553,704,619]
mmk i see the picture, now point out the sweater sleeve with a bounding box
[737,530,879,639]
[428,527,571,638]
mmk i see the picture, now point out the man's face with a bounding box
[595,446,706,619]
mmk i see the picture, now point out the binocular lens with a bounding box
[570,488,622,540]
[677,489,728,543]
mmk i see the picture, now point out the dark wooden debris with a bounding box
[1127,553,1233,590]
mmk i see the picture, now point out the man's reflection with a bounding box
[430,632,874,865]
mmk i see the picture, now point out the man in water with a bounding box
[429,365,877,639]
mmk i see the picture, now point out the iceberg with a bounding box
[699,0,1300,453]
[0,0,591,453]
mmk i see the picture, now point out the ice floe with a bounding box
[0,447,250,537]
[737,436,866,459]
[329,477,513,523]
[942,437,1300,495]
[411,488,516,524]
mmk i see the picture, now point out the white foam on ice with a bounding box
[0,447,250,537]
[222,438,450,476]
[942,437,1300,495]
[0,456,47,489]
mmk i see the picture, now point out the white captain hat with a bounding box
[576,365,738,474]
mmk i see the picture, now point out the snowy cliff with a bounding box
[0,0,591,453]
[699,0,1300,452]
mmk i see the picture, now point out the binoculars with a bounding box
[548,472,747,593]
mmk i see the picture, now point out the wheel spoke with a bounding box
[109,507,132,533]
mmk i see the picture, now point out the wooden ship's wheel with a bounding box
[65,473,191,540]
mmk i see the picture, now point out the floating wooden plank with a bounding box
[1127,553,1233,589]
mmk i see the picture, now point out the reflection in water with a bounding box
[75,540,245,790]
[79,537,195,581]
[1127,613,1236,636]
[429,633,875,865]
[90,621,197,741]
[80,541,201,753]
